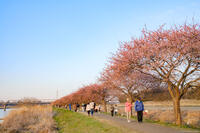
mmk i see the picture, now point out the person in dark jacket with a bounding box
[110,105,114,117]
[135,97,144,122]
[75,103,80,112]
[84,103,87,112]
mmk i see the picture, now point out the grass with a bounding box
[53,108,132,133]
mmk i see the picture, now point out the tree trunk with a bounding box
[173,98,182,125]
[102,100,107,112]
[168,83,182,126]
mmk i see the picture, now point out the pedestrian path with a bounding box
[90,113,200,133]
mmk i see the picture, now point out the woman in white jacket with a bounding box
[86,103,91,116]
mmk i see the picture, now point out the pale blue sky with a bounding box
[0,0,200,100]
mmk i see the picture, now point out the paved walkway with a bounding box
[90,113,200,133]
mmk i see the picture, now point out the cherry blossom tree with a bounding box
[113,23,200,125]
[100,59,161,103]
[52,83,110,112]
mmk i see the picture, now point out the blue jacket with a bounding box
[69,104,71,110]
[135,100,144,111]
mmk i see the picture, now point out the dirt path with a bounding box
[90,113,200,133]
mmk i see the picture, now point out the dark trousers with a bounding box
[111,110,114,117]
[91,109,94,116]
[87,111,90,116]
[137,111,143,122]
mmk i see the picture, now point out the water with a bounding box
[0,109,13,123]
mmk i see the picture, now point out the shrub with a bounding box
[183,111,200,128]
[158,110,175,123]
[1,105,57,133]
[144,110,200,128]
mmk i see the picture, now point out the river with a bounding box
[0,109,14,123]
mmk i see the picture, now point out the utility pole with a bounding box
[56,88,58,99]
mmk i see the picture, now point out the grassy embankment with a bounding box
[53,108,133,133]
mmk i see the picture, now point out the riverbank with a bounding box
[0,108,15,123]
[0,106,17,109]
[0,105,57,133]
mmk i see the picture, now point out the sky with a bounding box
[0,0,200,100]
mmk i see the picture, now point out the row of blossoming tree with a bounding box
[52,23,200,125]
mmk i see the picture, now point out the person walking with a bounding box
[86,103,91,116]
[81,103,84,112]
[69,103,72,111]
[110,105,114,117]
[90,101,95,116]
[84,103,87,112]
[135,97,144,123]
[98,104,101,114]
[74,103,77,112]
[73,104,76,112]
[125,98,132,123]
[114,104,118,116]
[76,103,80,112]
